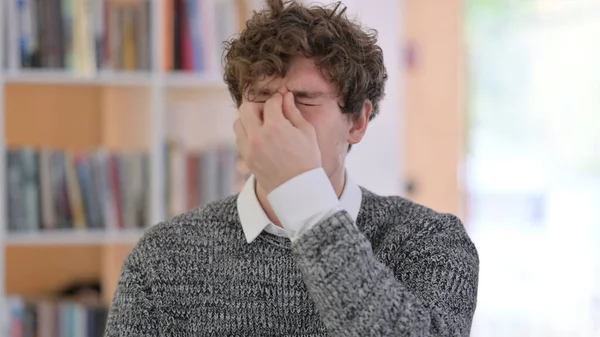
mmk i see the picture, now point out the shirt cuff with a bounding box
[267,168,340,241]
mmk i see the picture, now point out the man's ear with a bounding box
[348,100,372,145]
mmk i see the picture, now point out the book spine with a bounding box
[200,147,219,205]
[96,151,117,230]
[186,153,199,210]
[65,152,87,230]
[29,0,41,67]
[109,154,124,229]
[43,0,64,68]
[119,155,135,229]
[164,0,174,71]
[131,154,145,228]
[173,0,182,70]
[8,297,25,337]
[187,0,201,72]
[92,0,105,70]
[75,154,93,229]
[121,6,136,70]
[168,143,187,217]
[5,0,21,70]
[54,0,65,68]
[39,150,57,230]
[180,0,193,71]
[61,0,74,70]
[87,152,105,229]
[6,150,24,231]
[107,2,121,70]
[200,0,217,74]
[17,0,31,67]
[135,1,150,70]
[218,145,238,199]
[22,302,36,337]
[21,149,41,231]
[91,152,108,230]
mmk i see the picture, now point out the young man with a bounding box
[105,1,479,336]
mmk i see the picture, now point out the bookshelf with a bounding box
[4,229,144,246]
[0,0,404,335]
[0,0,254,334]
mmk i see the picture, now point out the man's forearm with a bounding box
[291,211,477,337]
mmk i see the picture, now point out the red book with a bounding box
[180,0,193,71]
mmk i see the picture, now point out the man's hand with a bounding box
[234,91,321,194]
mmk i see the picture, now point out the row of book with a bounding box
[5,144,246,232]
[6,148,150,232]
[2,0,151,74]
[164,0,243,73]
[1,0,245,75]
[165,142,246,218]
[7,297,107,337]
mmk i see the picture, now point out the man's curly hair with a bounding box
[223,0,388,121]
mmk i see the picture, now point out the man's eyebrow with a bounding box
[291,90,328,99]
[248,87,272,96]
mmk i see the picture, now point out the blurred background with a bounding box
[0,0,599,336]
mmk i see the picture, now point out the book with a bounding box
[5,148,150,232]
[165,0,241,73]
[7,297,108,337]
[6,0,152,73]
[165,142,241,218]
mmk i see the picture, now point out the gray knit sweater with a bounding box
[104,187,479,336]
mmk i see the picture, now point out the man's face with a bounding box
[243,57,369,181]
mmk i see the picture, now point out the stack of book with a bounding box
[164,0,243,73]
[7,297,108,337]
[3,0,152,74]
[6,148,150,232]
[165,142,245,218]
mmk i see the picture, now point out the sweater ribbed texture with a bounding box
[104,187,479,336]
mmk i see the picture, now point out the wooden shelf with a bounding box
[164,72,227,89]
[5,229,145,246]
[3,70,153,87]
[2,69,228,89]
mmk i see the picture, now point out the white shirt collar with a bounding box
[236,172,362,243]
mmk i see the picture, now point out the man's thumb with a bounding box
[282,92,308,128]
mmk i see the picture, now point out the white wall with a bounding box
[303,0,404,196]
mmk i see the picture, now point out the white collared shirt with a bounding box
[237,168,362,243]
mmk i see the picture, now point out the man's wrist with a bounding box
[267,168,339,239]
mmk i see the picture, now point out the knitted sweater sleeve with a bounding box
[104,238,157,337]
[291,210,479,336]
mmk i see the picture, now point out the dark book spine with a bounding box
[31,0,44,67]
[50,151,68,229]
[44,0,65,68]
[89,152,106,229]
[23,301,37,337]
[54,0,65,67]
[173,0,182,70]
[7,151,25,231]
[21,149,41,231]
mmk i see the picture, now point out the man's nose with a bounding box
[276,86,289,96]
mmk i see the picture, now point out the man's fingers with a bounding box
[239,101,262,132]
[282,92,310,129]
[233,118,250,155]
[263,92,286,124]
